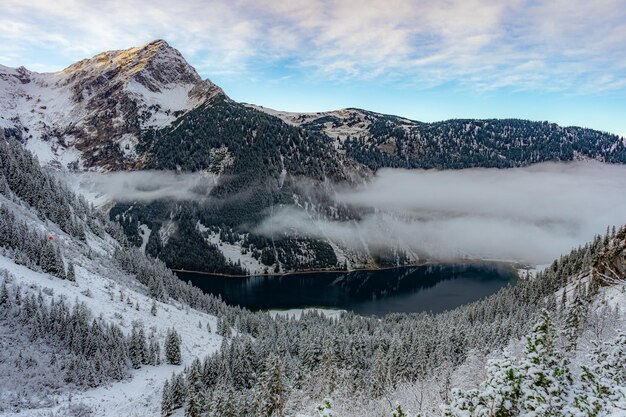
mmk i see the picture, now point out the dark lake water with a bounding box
[176,263,516,316]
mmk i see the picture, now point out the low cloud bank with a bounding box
[257,162,626,265]
[75,171,218,203]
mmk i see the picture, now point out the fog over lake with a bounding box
[257,162,626,264]
[75,161,626,266]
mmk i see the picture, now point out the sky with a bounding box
[1,0,625,136]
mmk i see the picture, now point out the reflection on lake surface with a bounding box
[176,263,516,316]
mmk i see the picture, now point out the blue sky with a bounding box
[2,0,625,136]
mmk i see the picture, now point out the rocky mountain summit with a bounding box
[0,40,223,170]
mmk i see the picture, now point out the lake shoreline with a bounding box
[177,262,519,315]
[173,258,528,279]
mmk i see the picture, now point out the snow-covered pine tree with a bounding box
[171,372,187,409]
[161,379,174,417]
[66,262,76,281]
[518,311,572,416]
[443,352,521,417]
[564,283,588,352]
[53,245,65,278]
[13,285,21,305]
[256,353,288,417]
[0,279,9,308]
[185,358,205,417]
[129,324,147,369]
[572,331,626,416]
[0,173,9,196]
[217,316,232,338]
[165,328,182,365]
[148,335,161,365]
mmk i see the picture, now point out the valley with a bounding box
[2,40,626,275]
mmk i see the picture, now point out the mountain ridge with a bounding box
[1,39,625,174]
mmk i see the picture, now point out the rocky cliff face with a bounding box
[0,40,223,170]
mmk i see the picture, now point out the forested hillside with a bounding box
[344,118,626,170]
[161,224,626,416]
[0,138,229,415]
[271,108,626,170]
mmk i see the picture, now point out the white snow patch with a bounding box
[127,80,198,129]
[198,224,267,274]
[139,224,151,253]
[117,133,140,159]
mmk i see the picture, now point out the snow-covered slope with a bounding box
[0,254,222,417]
[246,104,418,147]
[0,140,228,416]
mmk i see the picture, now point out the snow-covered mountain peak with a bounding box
[61,39,203,91]
[0,40,225,170]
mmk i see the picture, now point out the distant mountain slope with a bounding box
[252,106,626,169]
[1,40,624,175]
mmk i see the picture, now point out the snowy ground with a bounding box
[1,252,224,417]
[199,224,269,275]
[516,263,550,280]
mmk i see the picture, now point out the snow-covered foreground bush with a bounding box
[443,313,626,417]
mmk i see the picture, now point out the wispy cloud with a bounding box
[1,0,625,94]
[74,171,218,203]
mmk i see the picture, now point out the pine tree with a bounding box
[165,328,182,365]
[518,311,572,416]
[0,279,10,307]
[371,347,388,398]
[151,300,157,316]
[171,372,187,409]
[185,358,205,417]
[129,325,147,369]
[53,246,65,278]
[161,379,174,417]
[148,336,161,365]
[444,352,521,417]
[572,331,626,416]
[256,353,287,417]
[66,262,76,281]
[0,174,9,196]
[14,285,21,305]
[563,284,585,351]
[217,316,232,338]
